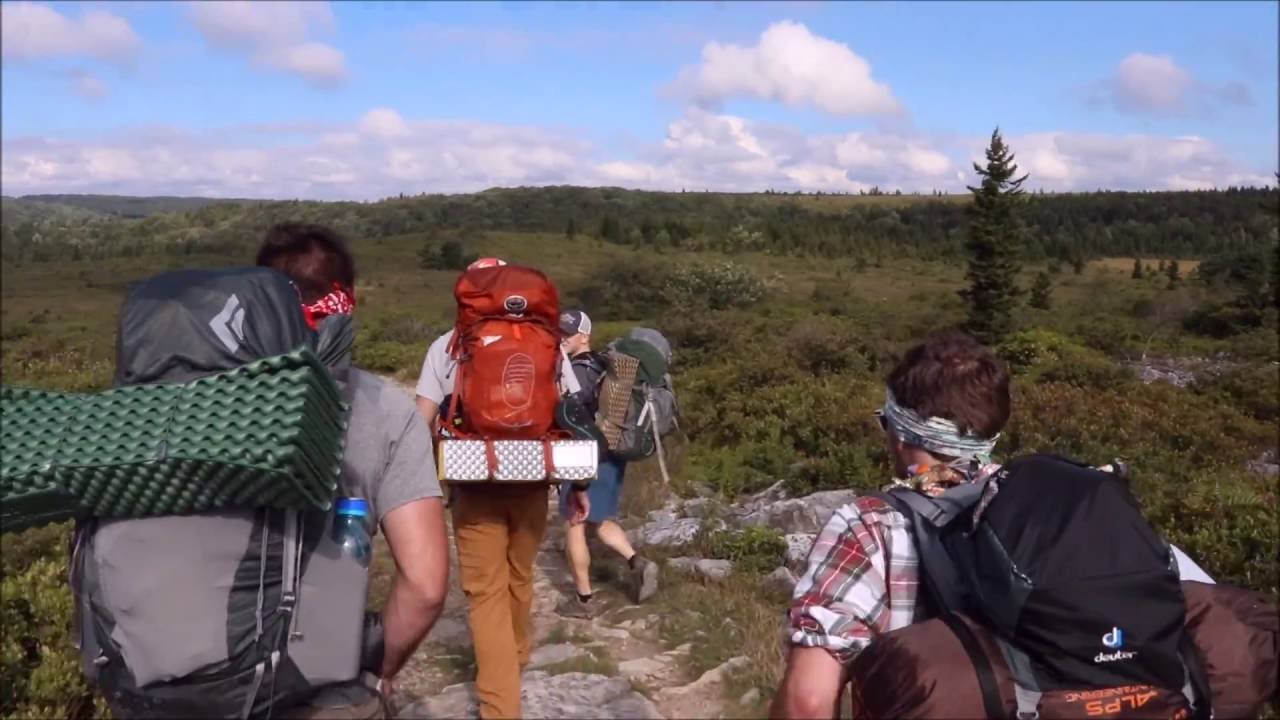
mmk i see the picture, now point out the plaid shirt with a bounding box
[786,463,1001,663]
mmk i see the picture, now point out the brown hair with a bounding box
[255,222,355,303]
[887,331,1010,439]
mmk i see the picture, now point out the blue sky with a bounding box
[2,1,1276,199]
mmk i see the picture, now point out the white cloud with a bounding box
[669,20,901,116]
[1095,52,1254,115]
[980,132,1274,192]
[188,1,346,87]
[1,109,1271,199]
[68,70,108,101]
[359,108,410,140]
[0,2,139,65]
[260,42,346,86]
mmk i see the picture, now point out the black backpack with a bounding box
[879,454,1212,720]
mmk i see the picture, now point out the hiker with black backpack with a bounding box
[769,331,1244,720]
[72,224,450,720]
[554,311,660,619]
[413,257,590,720]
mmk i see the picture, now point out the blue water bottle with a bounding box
[333,497,372,568]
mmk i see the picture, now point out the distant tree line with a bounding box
[2,183,1276,270]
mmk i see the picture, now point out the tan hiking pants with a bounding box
[451,484,549,719]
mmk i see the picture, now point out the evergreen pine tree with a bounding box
[565,217,577,240]
[1030,271,1053,309]
[1131,258,1143,279]
[960,128,1029,344]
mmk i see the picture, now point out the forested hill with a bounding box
[3,194,261,221]
[1,185,1276,264]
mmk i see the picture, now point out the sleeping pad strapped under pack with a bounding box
[62,268,376,720]
[850,581,1278,719]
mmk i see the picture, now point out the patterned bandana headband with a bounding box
[301,283,356,330]
[880,389,999,463]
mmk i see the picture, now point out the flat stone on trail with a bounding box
[694,558,733,581]
[399,671,663,719]
[528,643,588,669]
[618,656,672,681]
[667,556,698,575]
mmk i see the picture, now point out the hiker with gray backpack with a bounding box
[556,317,678,618]
[68,224,449,720]
[770,331,1275,720]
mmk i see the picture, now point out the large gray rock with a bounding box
[784,533,816,572]
[741,490,856,534]
[401,671,663,719]
[766,566,798,593]
[629,516,707,548]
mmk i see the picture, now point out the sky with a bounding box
[1,0,1277,200]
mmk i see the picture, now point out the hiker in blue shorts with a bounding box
[556,310,659,618]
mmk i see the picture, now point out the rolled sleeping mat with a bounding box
[1,348,347,533]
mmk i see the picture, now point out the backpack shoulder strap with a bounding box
[876,482,986,616]
[938,614,1008,720]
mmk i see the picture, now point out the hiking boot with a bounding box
[556,595,602,619]
[631,556,659,603]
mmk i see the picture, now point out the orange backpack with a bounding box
[444,264,562,440]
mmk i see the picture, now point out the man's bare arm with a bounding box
[770,646,846,719]
[378,497,448,682]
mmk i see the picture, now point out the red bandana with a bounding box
[301,283,356,329]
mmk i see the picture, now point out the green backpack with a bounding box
[596,328,678,465]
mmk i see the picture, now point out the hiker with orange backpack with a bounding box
[413,257,589,720]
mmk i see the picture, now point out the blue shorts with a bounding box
[560,457,627,524]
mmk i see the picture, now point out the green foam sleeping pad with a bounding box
[1,349,348,534]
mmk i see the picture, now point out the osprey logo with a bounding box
[504,295,528,315]
[210,294,247,353]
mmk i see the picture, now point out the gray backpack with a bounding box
[69,268,374,719]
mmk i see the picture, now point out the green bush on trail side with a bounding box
[2,524,109,720]
[699,526,789,574]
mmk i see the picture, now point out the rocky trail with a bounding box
[378,378,838,719]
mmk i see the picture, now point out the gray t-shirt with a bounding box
[341,368,442,526]
[415,329,580,404]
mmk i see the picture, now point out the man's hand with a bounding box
[566,487,590,525]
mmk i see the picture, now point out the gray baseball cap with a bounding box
[559,310,592,336]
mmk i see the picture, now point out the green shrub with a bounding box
[1,526,108,720]
[998,328,1134,391]
[666,261,769,310]
[700,526,788,574]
